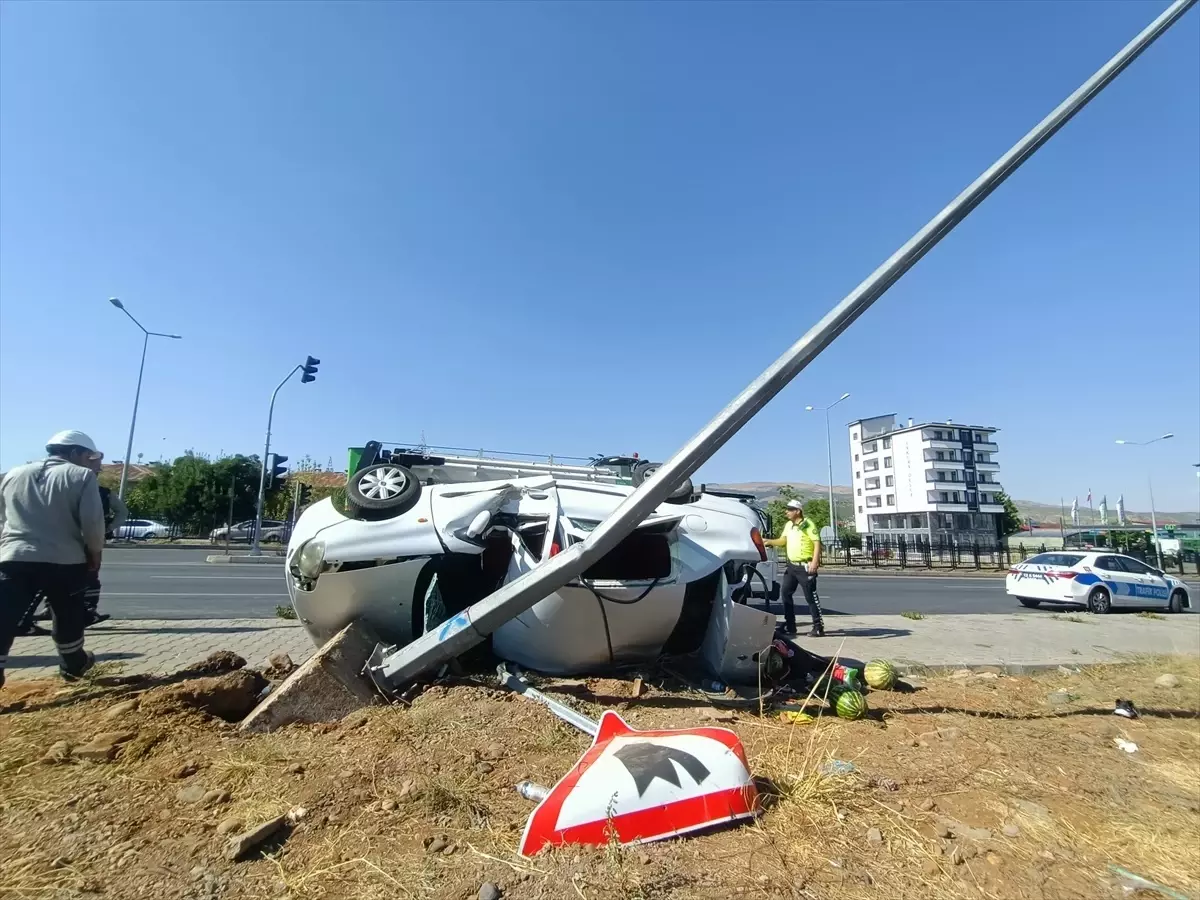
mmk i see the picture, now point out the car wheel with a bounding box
[631,461,694,504]
[1087,586,1111,615]
[1018,597,1040,609]
[143,532,157,541]
[1168,590,1185,613]
[347,463,422,520]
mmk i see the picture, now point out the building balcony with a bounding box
[978,502,1005,512]
[931,503,970,513]
[928,491,968,505]
[926,458,966,470]
[975,461,1000,472]
[973,442,999,452]
[864,478,881,490]
[924,439,961,451]
[975,479,1002,491]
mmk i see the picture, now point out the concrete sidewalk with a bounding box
[5,612,1198,682]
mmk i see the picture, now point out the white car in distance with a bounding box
[1006,551,1191,614]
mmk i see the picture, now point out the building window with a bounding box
[854,454,859,461]
[863,441,878,454]
[865,477,880,490]
[856,488,861,496]
[857,505,863,513]
[956,514,971,529]
[885,475,894,487]
[852,432,858,440]
[910,515,923,529]
[936,472,945,482]
[886,494,895,506]
[940,492,949,502]
[866,496,881,508]
[935,450,944,461]
[883,456,892,468]
[934,430,942,440]
[968,491,977,503]
[953,492,961,503]
[864,460,879,472]
[883,437,891,449]
[974,432,984,442]
[980,493,989,504]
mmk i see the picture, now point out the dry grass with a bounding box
[1,656,1198,900]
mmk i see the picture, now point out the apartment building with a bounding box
[847,414,1003,544]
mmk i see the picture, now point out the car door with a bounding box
[1114,556,1171,607]
[1095,555,1141,606]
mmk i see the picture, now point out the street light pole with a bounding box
[806,392,851,541]
[109,298,182,500]
[1115,433,1173,569]
[251,365,302,557]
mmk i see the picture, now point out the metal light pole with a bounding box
[806,392,851,542]
[251,356,320,556]
[1115,433,1174,569]
[368,0,1198,691]
[1192,462,1199,527]
[109,298,182,500]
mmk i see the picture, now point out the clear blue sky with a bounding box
[2,1,1197,511]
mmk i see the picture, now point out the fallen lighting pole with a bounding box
[367,0,1197,693]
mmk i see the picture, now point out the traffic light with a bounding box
[267,453,288,489]
[297,483,312,506]
[301,356,321,383]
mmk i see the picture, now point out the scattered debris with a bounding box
[497,663,598,736]
[1114,699,1140,719]
[174,760,199,779]
[516,781,549,802]
[1113,738,1138,754]
[216,817,243,836]
[145,670,267,722]
[900,611,925,621]
[1057,665,1081,676]
[1108,865,1190,900]
[264,651,297,679]
[1155,673,1181,689]
[631,676,645,699]
[779,710,814,725]
[40,740,72,765]
[478,882,503,900]
[819,760,856,777]
[286,806,308,824]
[1046,690,1074,706]
[226,815,287,861]
[102,699,140,720]
[1002,823,1021,838]
[866,827,883,846]
[286,762,305,775]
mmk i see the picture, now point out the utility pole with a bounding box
[1115,433,1174,570]
[805,392,851,543]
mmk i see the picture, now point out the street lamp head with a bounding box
[804,405,815,411]
[838,392,851,401]
[1160,433,1174,440]
[1115,440,1129,445]
[166,334,183,340]
[108,297,124,310]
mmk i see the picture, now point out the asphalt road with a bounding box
[91,548,1194,620]
[92,547,1027,620]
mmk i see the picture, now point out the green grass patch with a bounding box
[1136,611,1166,621]
[275,605,297,620]
[900,610,925,621]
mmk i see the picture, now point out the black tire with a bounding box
[1168,590,1185,614]
[347,463,421,521]
[1018,597,1040,609]
[1087,586,1111,615]
[631,461,694,504]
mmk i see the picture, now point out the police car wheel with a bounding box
[1168,590,1185,614]
[1087,586,1111,615]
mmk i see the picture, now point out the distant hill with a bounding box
[708,482,1195,526]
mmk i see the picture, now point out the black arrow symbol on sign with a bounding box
[613,742,712,797]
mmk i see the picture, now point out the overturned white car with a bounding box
[285,446,778,682]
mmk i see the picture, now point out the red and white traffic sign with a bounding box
[519,710,759,857]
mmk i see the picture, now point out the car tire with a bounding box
[1168,590,1185,613]
[143,532,157,541]
[1087,586,1111,615]
[347,463,422,520]
[631,461,694,504]
[1017,597,1040,609]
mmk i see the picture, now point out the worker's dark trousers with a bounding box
[0,561,90,684]
[780,564,824,632]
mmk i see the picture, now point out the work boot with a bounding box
[60,650,96,682]
[808,623,826,637]
[782,623,798,637]
[18,623,52,637]
[85,612,111,628]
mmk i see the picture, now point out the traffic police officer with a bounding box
[763,499,825,636]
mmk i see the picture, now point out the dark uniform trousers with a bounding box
[779,561,824,632]
[0,561,91,682]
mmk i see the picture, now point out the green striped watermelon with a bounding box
[835,690,868,720]
[864,659,898,691]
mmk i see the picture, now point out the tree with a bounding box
[995,490,1022,537]
[765,487,831,536]
[125,453,275,535]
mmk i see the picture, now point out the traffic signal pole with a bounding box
[251,356,321,556]
[251,365,301,556]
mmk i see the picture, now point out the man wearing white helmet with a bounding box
[0,430,107,688]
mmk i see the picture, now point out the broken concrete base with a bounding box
[239,620,381,733]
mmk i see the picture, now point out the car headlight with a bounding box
[296,539,326,579]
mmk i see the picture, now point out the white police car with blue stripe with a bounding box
[1006,551,1191,614]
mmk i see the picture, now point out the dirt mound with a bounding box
[142,669,267,722]
[176,650,247,678]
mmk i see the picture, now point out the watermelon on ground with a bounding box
[835,690,868,720]
[864,659,898,690]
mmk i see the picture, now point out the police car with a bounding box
[1006,551,1191,614]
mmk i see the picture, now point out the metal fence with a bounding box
[808,534,1200,575]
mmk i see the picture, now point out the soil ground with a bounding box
[2,654,1198,900]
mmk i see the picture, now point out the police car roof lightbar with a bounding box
[366,0,1197,693]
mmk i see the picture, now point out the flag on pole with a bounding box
[1117,495,1126,526]
[1086,488,1092,504]
[1070,497,1078,525]
[1099,496,1108,526]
